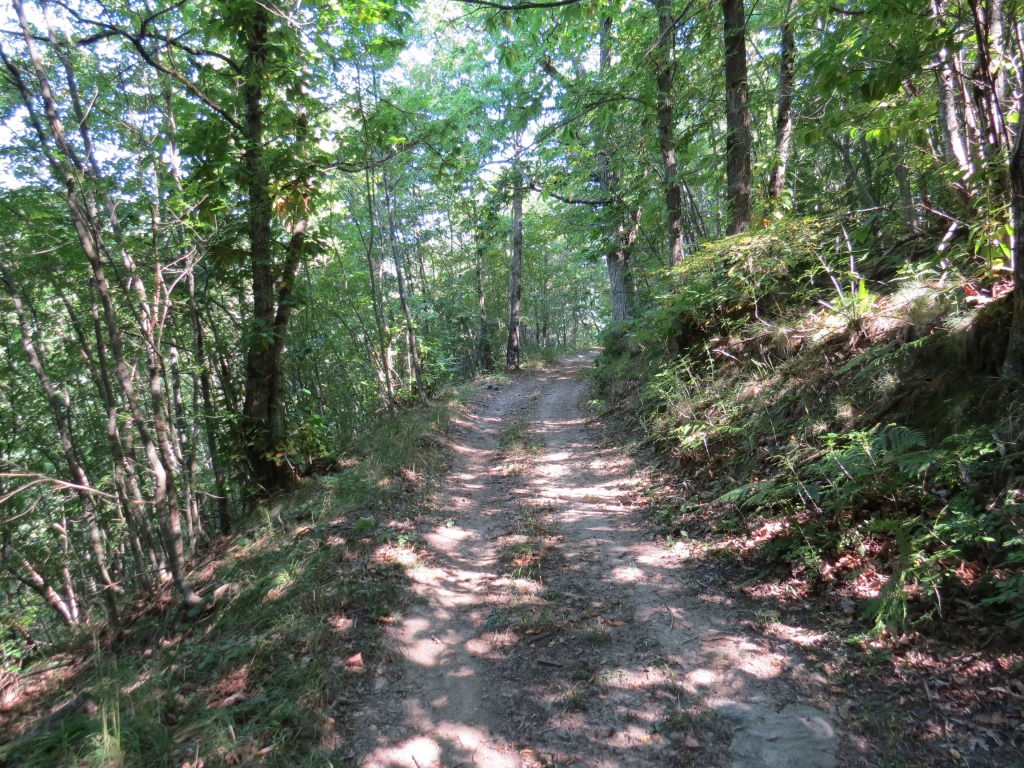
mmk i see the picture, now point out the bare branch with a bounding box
[452,0,585,10]
[0,473,132,507]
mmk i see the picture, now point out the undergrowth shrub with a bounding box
[655,217,839,350]
[596,215,1024,635]
[717,420,1024,630]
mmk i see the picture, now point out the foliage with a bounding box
[3,0,1024,714]
[0,384,454,767]
[597,207,1024,634]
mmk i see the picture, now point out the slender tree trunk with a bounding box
[190,277,231,535]
[476,225,494,372]
[722,0,753,234]
[653,0,686,267]
[5,551,77,627]
[383,169,427,405]
[0,267,120,625]
[62,294,161,590]
[507,176,523,370]
[354,75,397,413]
[1003,120,1024,376]
[8,1,202,606]
[932,0,973,179]
[967,0,1011,193]
[768,14,796,201]
[894,155,917,231]
[597,15,636,321]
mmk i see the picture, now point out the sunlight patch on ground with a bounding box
[609,563,646,583]
[362,726,521,768]
[400,617,445,667]
[686,668,720,687]
[533,482,626,500]
[766,623,827,647]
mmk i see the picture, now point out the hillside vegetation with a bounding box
[4,0,1024,763]
[596,215,1024,638]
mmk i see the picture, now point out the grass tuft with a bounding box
[0,396,456,768]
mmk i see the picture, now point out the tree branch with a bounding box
[452,0,585,10]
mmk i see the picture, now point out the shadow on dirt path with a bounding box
[354,354,838,768]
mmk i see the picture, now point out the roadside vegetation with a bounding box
[593,215,1024,765]
[0,397,459,767]
[5,0,1024,763]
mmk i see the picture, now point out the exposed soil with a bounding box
[352,354,838,768]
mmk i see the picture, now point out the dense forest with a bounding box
[2,0,1024,764]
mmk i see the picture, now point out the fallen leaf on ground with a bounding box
[214,692,246,709]
[976,713,1010,725]
[684,734,700,748]
[345,652,364,670]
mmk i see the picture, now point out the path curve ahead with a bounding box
[356,354,838,768]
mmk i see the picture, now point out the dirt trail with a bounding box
[355,354,838,768]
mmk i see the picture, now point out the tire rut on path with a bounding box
[356,354,838,768]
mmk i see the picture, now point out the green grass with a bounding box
[1,397,456,768]
[500,540,546,581]
[498,419,544,455]
[595,231,1024,636]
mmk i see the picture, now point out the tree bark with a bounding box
[653,0,686,267]
[383,168,428,405]
[767,16,796,201]
[607,207,641,323]
[507,176,524,370]
[240,5,292,493]
[722,0,753,234]
[1003,118,1024,376]
[475,218,494,372]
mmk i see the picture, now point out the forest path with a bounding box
[355,354,838,768]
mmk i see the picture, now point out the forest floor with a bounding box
[348,353,839,768]
[6,354,1019,767]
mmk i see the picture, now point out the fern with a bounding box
[834,341,899,378]
[873,424,926,454]
[716,482,760,506]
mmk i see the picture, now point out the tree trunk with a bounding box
[507,176,523,370]
[722,0,753,234]
[383,169,428,405]
[0,266,120,625]
[597,15,636,321]
[767,16,796,201]
[6,549,77,627]
[240,6,292,494]
[475,225,494,372]
[607,207,641,323]
[1003,120,1024,376]
[9,0,202,607]
[653,0,686,267]
[931,0,973,180]
[190,275,231,535]
[967,0,1010,193]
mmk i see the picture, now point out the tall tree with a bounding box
[767,4,796,202]
[722,0,753,234]
[653,0,687,266]
[507,169,524,369]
